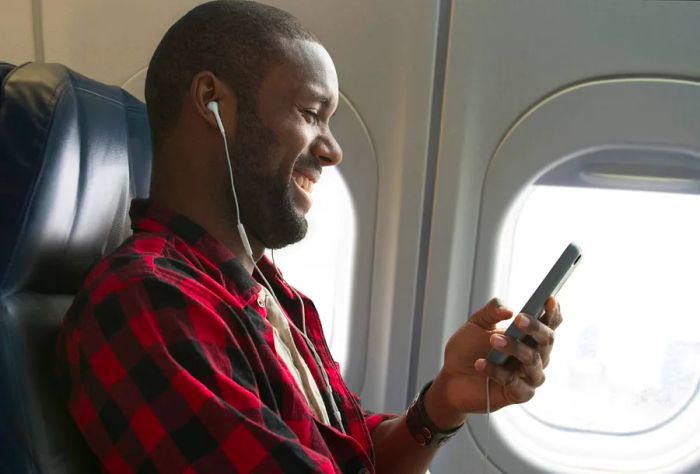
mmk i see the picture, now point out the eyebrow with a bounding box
[310,91,338,118]
[309,91,331,106]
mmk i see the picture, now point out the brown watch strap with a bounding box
[405,380,464,447]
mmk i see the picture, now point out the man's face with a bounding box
[229,40,342,249]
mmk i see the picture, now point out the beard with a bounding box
[226,106,309,249]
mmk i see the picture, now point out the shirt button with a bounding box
[256,295,265,307]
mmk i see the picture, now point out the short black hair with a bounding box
[145,0,317,150]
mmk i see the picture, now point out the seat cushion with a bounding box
[0,293,99,473]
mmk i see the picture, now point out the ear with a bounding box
[190,71,238,139]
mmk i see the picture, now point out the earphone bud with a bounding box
[207,100,226,136]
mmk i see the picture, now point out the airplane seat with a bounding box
[0,62,152,473]
[0,62,15,82]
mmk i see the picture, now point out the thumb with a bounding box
[469,297,513,329]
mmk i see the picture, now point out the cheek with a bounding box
[283,118,314,149]
[260,114,315,175]
[277,127,313,168]
[261,147,298,186]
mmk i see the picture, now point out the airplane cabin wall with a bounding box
[3,1,35,64]
[419,2,700,473]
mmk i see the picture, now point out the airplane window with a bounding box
[493,184,700,472]
[266,167,357,371]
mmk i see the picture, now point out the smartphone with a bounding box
[486,242,582,366]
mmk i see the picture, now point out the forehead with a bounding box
[260,40,339,107]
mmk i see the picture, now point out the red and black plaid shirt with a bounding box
[58,199,390,473]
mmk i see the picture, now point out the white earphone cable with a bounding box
[290,287,345,434]
[211,102,345,433]
[216,120,241,229]
[483,377,491,474]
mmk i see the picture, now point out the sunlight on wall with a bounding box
[267,167,357,371]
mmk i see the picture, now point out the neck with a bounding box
[150,172,265,275]
[151,134,269,274]
[234,228,268,274]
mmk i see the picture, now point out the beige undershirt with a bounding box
[260,287,330,425]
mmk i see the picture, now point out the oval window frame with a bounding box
[468,77,700,474]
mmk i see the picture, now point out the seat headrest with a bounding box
[0,62,152,296]
[0,62,16,86]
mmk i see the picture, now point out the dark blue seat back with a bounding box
[0,61,152,473]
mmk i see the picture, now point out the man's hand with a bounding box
[423,297,563,429]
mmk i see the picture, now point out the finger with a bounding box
[514,314,555,354]
[516,317,555,368]
[469,298,513,329]
[474,359,535,404]
[490,333,543,373]
[519,355,546,387]
[540,297,563,330]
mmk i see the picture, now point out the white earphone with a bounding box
[207,101,226,136]
[207,100,253,258]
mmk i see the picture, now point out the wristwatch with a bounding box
[405,380,464,447]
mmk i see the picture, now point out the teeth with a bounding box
[294,174,314,193]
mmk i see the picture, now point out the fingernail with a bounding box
[517,315,530,328]
[492,334,507,348]
[475,359,487,371]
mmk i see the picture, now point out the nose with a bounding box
[312,128,343,167]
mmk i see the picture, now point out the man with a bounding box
[58,1,562,472]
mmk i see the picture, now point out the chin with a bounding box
[260,217,308,250]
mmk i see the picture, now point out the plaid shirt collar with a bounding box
[129,198,302,313]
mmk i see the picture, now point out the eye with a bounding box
[301,109,320,125]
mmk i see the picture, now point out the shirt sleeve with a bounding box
[349,390,396,434]
[60,274,340,473]
[364,412,395,435]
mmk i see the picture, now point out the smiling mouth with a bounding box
[292,173,315,194]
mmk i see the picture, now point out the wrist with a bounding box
[405,380,464,447]
[423,372,467,430]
